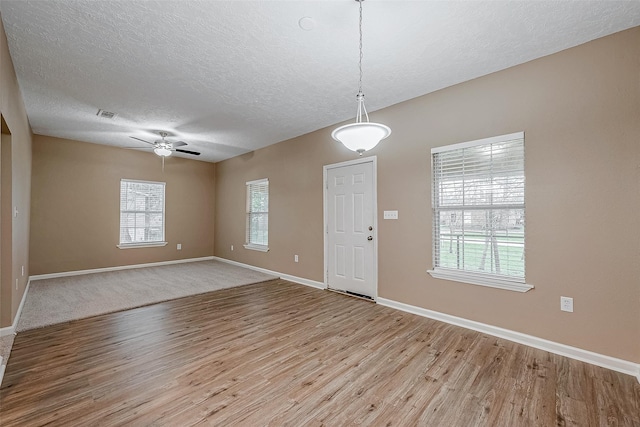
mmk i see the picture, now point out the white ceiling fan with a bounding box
[129,131,201,157]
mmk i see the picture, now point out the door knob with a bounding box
[368,226,373,231]
[367,236,373,241]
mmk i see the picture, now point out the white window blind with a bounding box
[119,179,166,247]
[429,132,531,292]
[245,178,269,251]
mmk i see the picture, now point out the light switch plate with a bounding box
[383,210,398,220]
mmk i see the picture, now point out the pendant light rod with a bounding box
[357,0,363,96]
[332,0,391,155]
[355,0,369,124]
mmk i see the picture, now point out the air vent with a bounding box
[96,109,117,120]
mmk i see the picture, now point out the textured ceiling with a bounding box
[1,1,639,163]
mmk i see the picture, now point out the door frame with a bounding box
[323,156,378,300]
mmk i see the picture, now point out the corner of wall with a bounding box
[0,13,34,329]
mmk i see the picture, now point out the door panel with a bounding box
[326,160,375,298]
[335,245,346,277]
[335,195,345,232]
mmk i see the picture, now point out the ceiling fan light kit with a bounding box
[153,146,172,157]
[332,0,391,155]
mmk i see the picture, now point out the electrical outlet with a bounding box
[560,296,573,312]
[294,255,299,263]
[21,265,25,276]
[231,245,234,251]
[177,243,182,250]
[15,278,18,290]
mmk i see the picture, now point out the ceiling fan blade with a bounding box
[175,149,201,156]
[173,141,187,147]
[130,136,155,145]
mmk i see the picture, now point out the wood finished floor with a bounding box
[1,279,638,426]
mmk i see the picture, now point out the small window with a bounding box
[428,132,532,292]
[244,178,269,252]
[118,179,167,248]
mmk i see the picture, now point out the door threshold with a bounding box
[327,288,375,302]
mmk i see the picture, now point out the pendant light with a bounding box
[332,0,391,155]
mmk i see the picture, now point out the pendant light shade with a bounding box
[333,0,390,155]
[331,122,391,155]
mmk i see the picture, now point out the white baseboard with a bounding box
[212,256,325,290]
[19,256,640,384]
[0,324,15,337]
[0,279,28,386]
[0,278,30,337]
[212,258,639,382]
[29,256,216,281]
[378,297,640,382]
[1,257,320,387]
[0,359,5,387]
[13,278,30,332]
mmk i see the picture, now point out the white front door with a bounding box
[324,158,376,299]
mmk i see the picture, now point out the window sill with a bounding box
[244,244,269,252]
[117,242,168,249]
[427,268,533,293]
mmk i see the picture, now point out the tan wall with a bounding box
[30,136,215,275]
[0,14,33,328]
[215,27,640,363]
[1,129,13,327]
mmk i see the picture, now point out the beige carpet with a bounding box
[16,260,277,332]
[0,334,14,366]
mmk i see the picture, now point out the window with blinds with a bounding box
[428,132,532,292]
[244,178,269,252]
[119,179,166,247]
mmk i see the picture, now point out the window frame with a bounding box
[427,132,532,292]
[244,178,269,252]
[117,179,168,249]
